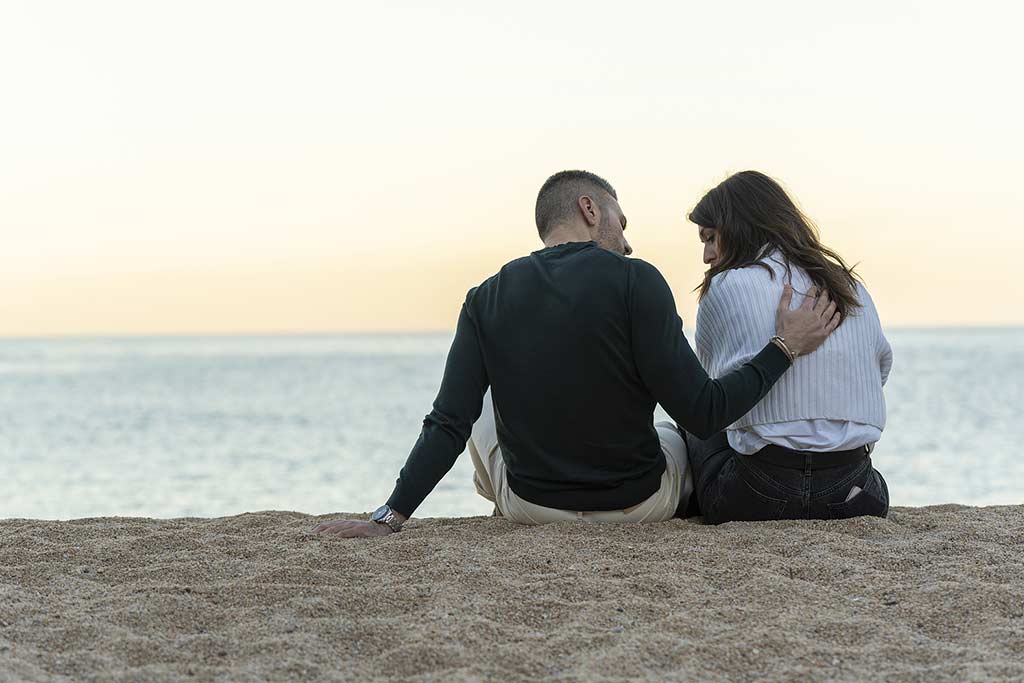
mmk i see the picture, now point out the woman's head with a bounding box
[688,170,861,320]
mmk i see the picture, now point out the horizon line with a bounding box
[2,324,1023,342]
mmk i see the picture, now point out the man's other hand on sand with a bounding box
[312,519,394,538]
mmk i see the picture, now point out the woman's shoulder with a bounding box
[707,251,787,299]
[851,279,875,306]
[847,280,883,324]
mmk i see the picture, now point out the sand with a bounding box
[1,506,1022,683]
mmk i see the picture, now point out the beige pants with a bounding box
[467,390,693,524]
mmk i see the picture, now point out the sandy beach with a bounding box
[1,506,1021,682]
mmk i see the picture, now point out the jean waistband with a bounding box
[750,444,869,470]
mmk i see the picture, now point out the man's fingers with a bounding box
[799,286,818,309]
[778,284,794,312]
[821,300,837,322]
[312,520,353,534]
[826,311,841,332]
[311,519,388,538]
[813,290,833,314]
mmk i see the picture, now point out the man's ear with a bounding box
[577,195,600,227]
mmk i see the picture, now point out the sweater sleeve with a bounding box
[628,260,791,439]
[879,334,893,387]
[385,297,490,517]
[859,283,893,387]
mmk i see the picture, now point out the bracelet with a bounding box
[770,335,797,363]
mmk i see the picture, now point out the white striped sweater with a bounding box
[695,251,892,436]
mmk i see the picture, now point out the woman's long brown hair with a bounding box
[688,170,861,320]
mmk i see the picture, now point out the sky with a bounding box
[1,0,1022,336]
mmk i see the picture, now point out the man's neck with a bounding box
[543,225,593,250]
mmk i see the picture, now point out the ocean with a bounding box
[1,329,1021,520]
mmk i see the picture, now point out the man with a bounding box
[314,170,839,537]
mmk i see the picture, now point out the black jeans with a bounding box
[685,431,889,524]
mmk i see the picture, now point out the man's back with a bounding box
[383,239,797,519]
[469,240,663,510]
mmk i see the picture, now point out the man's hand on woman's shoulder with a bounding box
[775,284,840,358]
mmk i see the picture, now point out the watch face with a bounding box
[371,505,390,522]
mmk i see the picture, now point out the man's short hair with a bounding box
[535,170,617,239]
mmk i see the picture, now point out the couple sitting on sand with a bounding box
[315,170,892,537]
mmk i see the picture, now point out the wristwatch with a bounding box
[370,504,404,532]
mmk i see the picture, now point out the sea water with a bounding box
[1,329,1021,519]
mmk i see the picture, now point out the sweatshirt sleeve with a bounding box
[628,260,791,439]
[385,297,489,517]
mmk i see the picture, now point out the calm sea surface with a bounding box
[1,329,1021,520]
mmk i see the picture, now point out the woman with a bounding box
[685,171,892,523]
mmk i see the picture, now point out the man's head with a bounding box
[534,170,631,255]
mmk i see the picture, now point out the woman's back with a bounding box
[695,250,892,455]
[686,169,891,522]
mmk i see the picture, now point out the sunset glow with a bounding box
[2,1,1021,335]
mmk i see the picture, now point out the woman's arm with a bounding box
[696,265,783,379]
[879,333,893,386]
[858,283,893,386]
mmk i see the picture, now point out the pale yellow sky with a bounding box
[2,1,1022,336]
